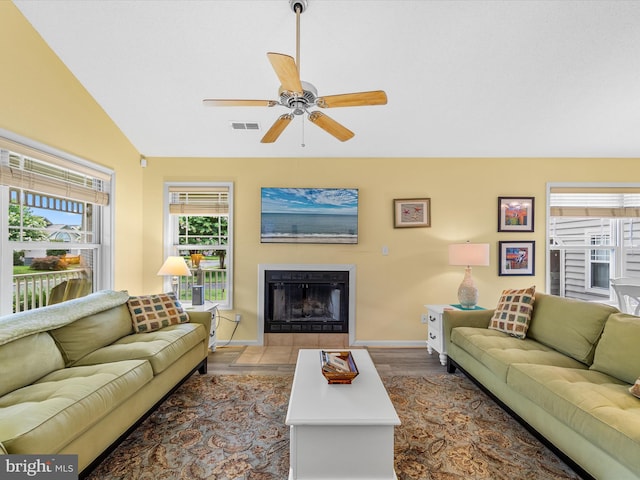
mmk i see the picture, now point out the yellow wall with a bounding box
[4,3,640,344]
[143,156,640,344]
[0,2,144,294]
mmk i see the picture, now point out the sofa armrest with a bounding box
[443,309,494,349]
[187,311,213,352]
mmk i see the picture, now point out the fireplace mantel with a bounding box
[258,264,356,346]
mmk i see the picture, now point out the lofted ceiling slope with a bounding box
[13,0,640,158]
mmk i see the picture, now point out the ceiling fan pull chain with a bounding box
[301,115,306,147]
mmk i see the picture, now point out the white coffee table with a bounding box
[285,349,400,480]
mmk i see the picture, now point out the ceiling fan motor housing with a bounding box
[279,81,317,115]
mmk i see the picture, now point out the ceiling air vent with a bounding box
[230,122,260,131]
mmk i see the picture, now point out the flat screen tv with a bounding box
[261,188,358,244]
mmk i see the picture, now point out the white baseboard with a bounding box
[350,340,426,348]
[211,340,261,347]
[214,339,426,348]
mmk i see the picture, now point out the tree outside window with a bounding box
[9,204,48,242]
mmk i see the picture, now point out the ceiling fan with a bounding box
[202,0,387,143]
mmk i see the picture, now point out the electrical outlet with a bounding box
[234,313,242,323]
[421,313,428,324]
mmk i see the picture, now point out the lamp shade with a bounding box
[157,256,191,276]
[448,243,490,267]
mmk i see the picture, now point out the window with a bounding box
[0,132,113,315]
[547,184,640,301]
[164,183,233,309]
[588,233,611,290]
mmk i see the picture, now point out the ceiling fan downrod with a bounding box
[290,0,307,70]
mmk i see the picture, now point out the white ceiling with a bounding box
[14,0,640,158]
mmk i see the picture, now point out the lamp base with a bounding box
[171,276,180,298]
[457,267,479,309]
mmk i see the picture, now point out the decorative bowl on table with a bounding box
[320,350,359,384]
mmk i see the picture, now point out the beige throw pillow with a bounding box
[489,286,536,339]
[127,292,189,333]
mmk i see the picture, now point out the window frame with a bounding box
[162,181,233,310]
[546,182,640,301]
[0,129,114,315]
[585,230,612,292]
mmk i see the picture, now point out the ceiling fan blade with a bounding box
[203,99,277,107]
[317,90,387,108]
[261,114,294,143]
[308,111,354,142]
[267,52,303,95]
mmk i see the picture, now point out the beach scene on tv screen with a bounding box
[261,188,358,244]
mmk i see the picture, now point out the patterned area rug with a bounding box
[86,373,581,480]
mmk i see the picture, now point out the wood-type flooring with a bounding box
[207,346,445,376]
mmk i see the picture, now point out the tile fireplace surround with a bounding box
[258,264,356,346]
[264,333,349,348]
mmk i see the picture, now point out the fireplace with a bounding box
[258,264,356,344]
[264,270,349,333]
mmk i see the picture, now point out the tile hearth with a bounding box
[264,333,348,348]
[235,334,351,365]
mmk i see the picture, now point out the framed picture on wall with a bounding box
[260,187,359,244]
[498,196,535,232]
[499,241,535,276]
[394,198,431,228]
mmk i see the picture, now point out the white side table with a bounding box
[424,304,461,366]
[182,301,218,351]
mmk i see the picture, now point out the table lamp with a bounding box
[157,256,192,297]
[448,242,490,309]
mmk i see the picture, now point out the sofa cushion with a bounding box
[507,364,640,476]
[0,360,153,455]
[127,293,189,333]
[49,304,134,366]
[488,286,535,339]
[526,292,617,365]
[590,313,640,385]
[72,323,206,375]
[451,327,586,381]
[0,332,65,397]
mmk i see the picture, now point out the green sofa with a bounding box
[0,290,211,477]
[444,292,640,479]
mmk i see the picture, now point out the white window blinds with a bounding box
[549,186,640,218]
[168,186,229,215]
[0,137,109,206]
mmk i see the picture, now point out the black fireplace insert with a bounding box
[264,270,349,333]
